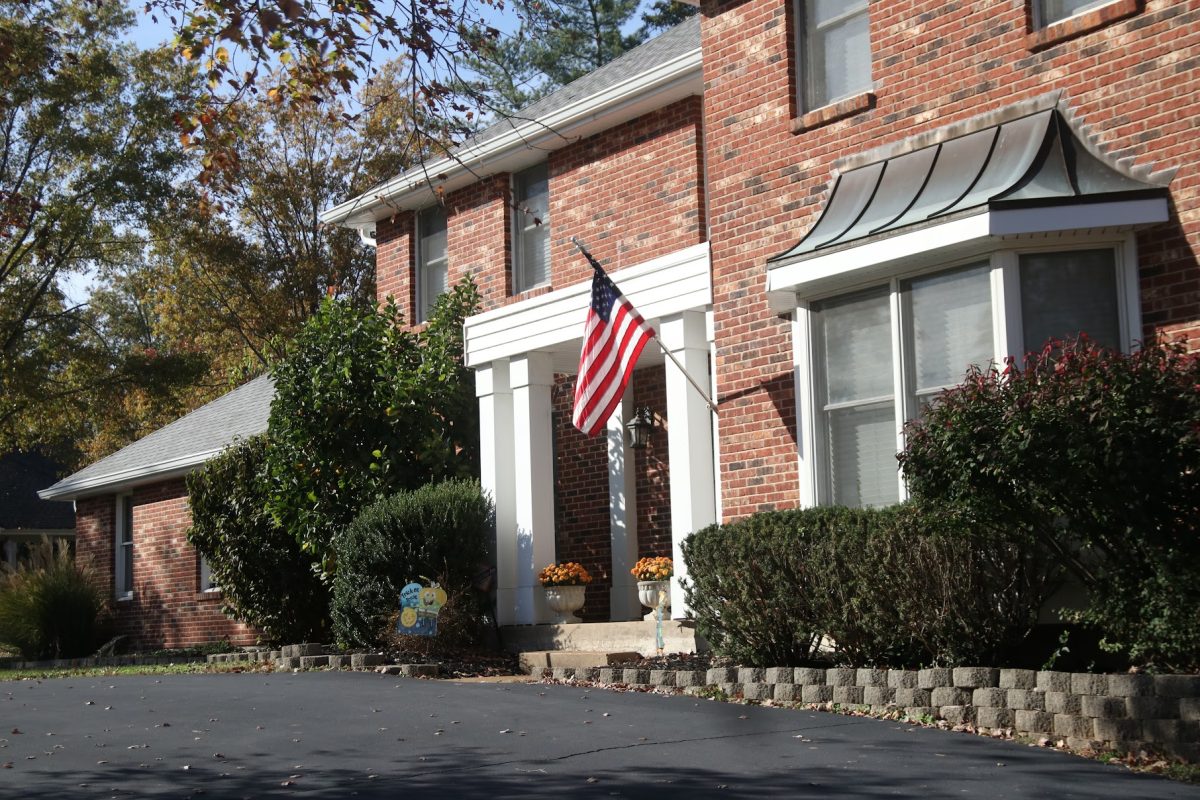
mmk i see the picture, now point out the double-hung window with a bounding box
[806,244,1129,508]
[513,163,550,292]
[799,0,871,110]
[416,205,448,323]
[199,556,219,593]
[1033,0,1113,27]
[115,495,133,599]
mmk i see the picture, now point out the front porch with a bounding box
[466,243,719,628]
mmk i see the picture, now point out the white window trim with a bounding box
[114,494,133,601]
[792,232,1141,508]
[199,555,219,594]
[796,0,872,112]
[416,205,448,324]
[1033,0,1117,29]
[512,164,550,294]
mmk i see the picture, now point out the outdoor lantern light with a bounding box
[626,406,655,450]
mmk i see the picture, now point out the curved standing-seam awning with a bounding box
[768,105,1171,275]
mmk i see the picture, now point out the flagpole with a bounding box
[571,238,719,417]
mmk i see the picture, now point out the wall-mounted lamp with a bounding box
[626,406,656,450]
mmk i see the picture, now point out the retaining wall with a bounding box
[548,665,1200,762]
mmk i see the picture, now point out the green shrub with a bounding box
[331,479,492,649]
[682,505,1058,668]
[187,434,329,643]
[0,539,110,659]
[899,337,1200,671]
[265,279,480,578]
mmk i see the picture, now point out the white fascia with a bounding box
[766,197,1169,312]
[320,47,703,233]
[37,450,224,502]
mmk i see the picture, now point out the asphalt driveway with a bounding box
[0,671,1195,799]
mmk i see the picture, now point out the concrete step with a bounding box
[518,650,641,674]
[501,618,706,659]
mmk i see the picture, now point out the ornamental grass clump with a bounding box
[538,562,593,587]
[0,539,111,660]
[631,556,673,581]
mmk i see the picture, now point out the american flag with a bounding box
[572,265,655,436]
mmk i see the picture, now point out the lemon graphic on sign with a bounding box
[400,607,418,628]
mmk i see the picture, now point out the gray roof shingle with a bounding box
[40,374,274,500]
[468,16,701,149]
[347,16,701,207]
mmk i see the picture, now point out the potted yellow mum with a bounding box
[631,556,672,620]
[538,562,592,624]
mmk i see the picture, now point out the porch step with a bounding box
[518,650,641,674]
[501,618,707,660]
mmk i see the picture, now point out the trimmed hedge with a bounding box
[331,479,492,649]
[682,505,1059,668]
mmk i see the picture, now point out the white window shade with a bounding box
[908,263,993,393]
[829,402,899,507]
[417,206,448,322]
[1020,249,1119,353]
[821,288,892,405]
[817,288,897,508]
[804,0,870,109]
[514,163,551,292]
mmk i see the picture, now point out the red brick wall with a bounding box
[552,374,611,621]
[374,96,707,321]
[700,0,1200,519]
[634,369,672,559]
[550,368,674,620]
[75,482,258,650]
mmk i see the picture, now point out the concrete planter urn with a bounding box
[544,585,586,623]
[637,580,671,621]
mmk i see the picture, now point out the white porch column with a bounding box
[661,311,717,618]
[477,361,517,624]
[2,538,17,569]
[607,392,640,620]
[510,352,557,625]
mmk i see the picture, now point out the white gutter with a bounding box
[320,45,703,230]
[37,449,227,502]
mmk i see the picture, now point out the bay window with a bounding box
[803,243,1133,507]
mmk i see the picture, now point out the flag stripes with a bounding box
[572,268,654,436]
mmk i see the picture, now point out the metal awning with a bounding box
[769,105,1171,268]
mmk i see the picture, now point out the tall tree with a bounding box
[0,0,198,466]
[139,63,430,389]
[462,0,698,117]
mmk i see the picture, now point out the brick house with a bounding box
[323,0,1198,629]
[46,0,1200,645]
[38,377,271,649]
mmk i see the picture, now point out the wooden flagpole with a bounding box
[572,237,719,416]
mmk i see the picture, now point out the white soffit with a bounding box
[465,243,711,369]
[765,198,1169,312]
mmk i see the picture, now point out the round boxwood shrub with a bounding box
[331,479,492,649]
